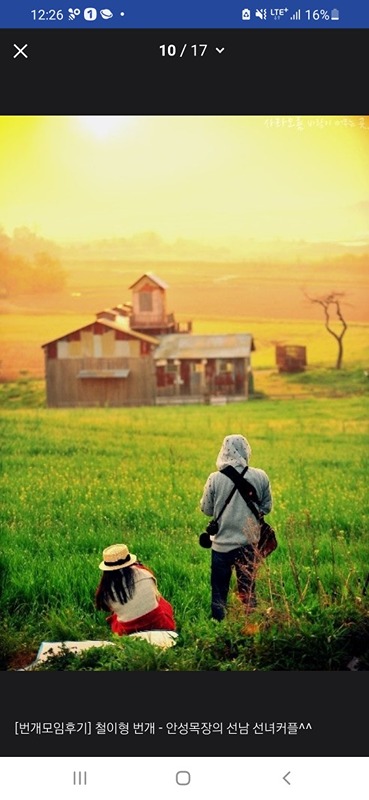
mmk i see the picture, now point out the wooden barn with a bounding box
[42,318,158,407]
[154,333,255,403]
[42,272,255,407]
[276,344,307,373]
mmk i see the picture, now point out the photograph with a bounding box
[1,114,368,672]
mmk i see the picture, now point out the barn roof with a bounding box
[154,333,255,361]
[128,272,169,291]
[96,303,132,318]
[96,310,131,326]
[42,319,159,348]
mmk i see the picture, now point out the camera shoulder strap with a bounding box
[220,464,261,522]
[215,465,247,523]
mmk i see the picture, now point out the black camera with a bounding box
[206,519,219,536]
[199,518,218,548]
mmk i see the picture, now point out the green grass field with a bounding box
[1,398,368,671]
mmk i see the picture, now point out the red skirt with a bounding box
[107,595,176,636]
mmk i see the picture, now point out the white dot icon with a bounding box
[120,11,125,15]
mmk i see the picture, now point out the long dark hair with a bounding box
[95,566,136,611]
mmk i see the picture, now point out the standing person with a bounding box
[95,543,176,635]
[200,434,272,621]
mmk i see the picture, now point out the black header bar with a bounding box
[2,29,368,115]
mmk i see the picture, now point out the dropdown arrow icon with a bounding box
[216,47,225,53]
[283,771,291,785]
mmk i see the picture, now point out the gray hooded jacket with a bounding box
[200,434,273,553]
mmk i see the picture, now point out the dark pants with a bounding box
[211,545,257,621]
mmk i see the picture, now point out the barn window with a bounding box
[139,292,153,312]
[219,360,234,373]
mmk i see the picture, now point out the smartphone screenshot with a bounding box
[1,0,368,795]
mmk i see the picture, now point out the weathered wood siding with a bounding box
[45,356,156,407]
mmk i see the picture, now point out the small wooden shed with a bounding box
[42,319,158,407]
[276,345,307,373]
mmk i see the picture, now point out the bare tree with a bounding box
[305,291,348,369]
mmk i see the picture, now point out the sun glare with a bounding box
[77,115,132,138]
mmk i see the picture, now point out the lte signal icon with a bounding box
[241,8,251,19]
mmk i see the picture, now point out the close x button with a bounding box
[13,43,28,59]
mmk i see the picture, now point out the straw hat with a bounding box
[99,543,137,571]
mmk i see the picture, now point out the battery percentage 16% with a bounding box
[305,9,331,19]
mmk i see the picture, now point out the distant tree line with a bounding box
[0,227,66,297]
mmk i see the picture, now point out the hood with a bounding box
[216,434,252,471]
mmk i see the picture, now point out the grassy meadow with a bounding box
[1,397,368,671]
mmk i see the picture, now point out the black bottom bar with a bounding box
[1,671,367,756]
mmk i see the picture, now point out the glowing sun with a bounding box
[77,116,133,139]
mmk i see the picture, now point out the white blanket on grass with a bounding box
[19,631,178,669]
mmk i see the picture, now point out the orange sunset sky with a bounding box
[1,115,369,254]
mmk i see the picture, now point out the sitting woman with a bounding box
[95,543,176,635]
